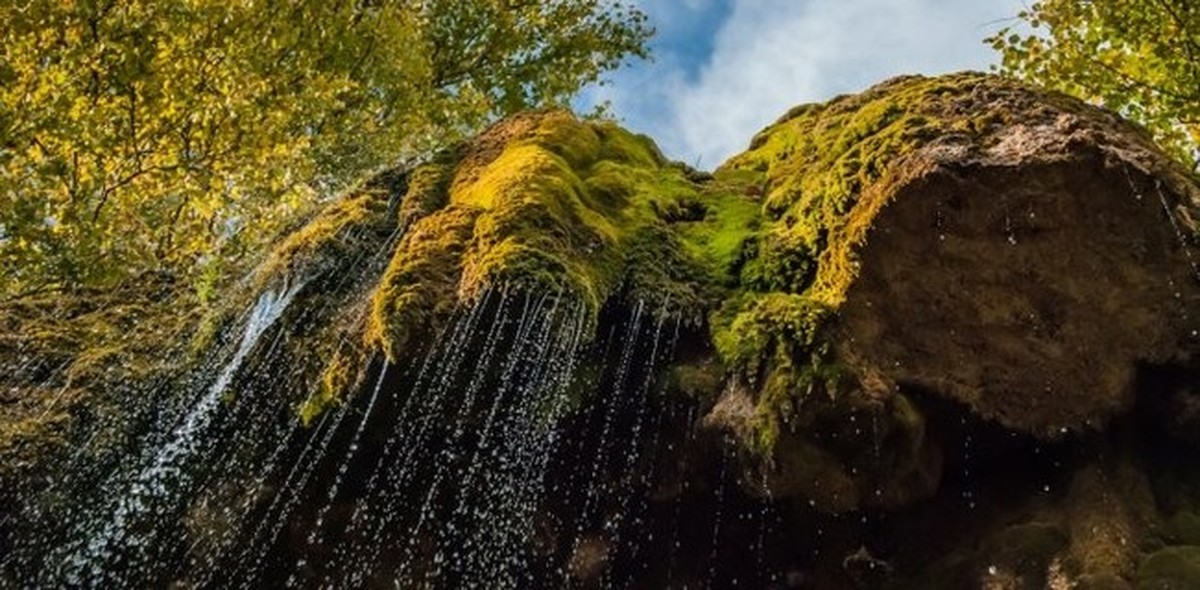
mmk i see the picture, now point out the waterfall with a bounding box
[4,281,708,588]
[55,280,306,584]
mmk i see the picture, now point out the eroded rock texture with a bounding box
[3,73,1199,589]
[827,82,1200,436]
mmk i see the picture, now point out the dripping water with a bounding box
[57,280,305,585]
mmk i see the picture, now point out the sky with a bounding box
[579,0,1027,168]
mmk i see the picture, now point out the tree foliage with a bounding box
[0,0,650,297]
[988,0,1200,170]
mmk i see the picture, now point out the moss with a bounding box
[718,72,1009,307]
[593,122,665,168]
[667,359,726,403]
[711,292,827,375]
[194,178,395,360]
[1170,512,1200,546]
[369,109,760,360]
[983,522,1071,583]
[709,292,841,452]
[670,180,762,287]
[399,158,455,227]
[0,277,202,484]
[453,140,624,310]
[0,383,81,479]
[369,206,480,361]
[257,188,393,289]
[698,73,1097,454]
[204,167,408,421]
[1137,546,1200,589]
[297,345,371,426]
[621,225,714,322]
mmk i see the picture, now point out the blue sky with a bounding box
[581,0,1026,167]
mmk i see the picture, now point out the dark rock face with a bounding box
[3,73,1200,589]
[702,74,1200,588]
[726,73,1200,438]
[837,147,1199,436]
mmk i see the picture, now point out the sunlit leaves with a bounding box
[0,0,650,297]
[988,0,1200,170]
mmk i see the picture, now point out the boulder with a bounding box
[720,73,1200,438]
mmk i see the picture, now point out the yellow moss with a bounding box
[527,111,605,169]
[399,159,454,226]
[593,121,665,168]
[719,72,1007,305]
[256,189,392,288]
[0,384,79,478]
[451,140,622,310]
[0,278,203,481]
[297,345,371,426]
[369,109,759,357]
[706,73,1066,452]
[369,206,480,361]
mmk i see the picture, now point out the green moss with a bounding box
[399,159,454,226]
[711,292,826,373]
[622,225,714,321]
[1171,512,1200,546]
[187,311,228,360]
[296,345,371,426]
[258,188,392,288]
[719,72,1007,306]
[369,110,761,360]
[181,177,398,411]
[699,73,1067,454]
[594,122,665,168]
[671,181,762,286]
[526,112,605,169]
[1137,546,1200,589]
[369,206,480,360]
[667,359,726,403]
[709,292,842,452]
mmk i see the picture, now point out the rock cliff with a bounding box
[2,72,1199,589]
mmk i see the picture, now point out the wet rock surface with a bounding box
[834,133,1200,436]
[2,73,1199,589]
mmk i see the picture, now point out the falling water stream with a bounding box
[56,279,306,584]
[21,164,1198,589]
[0,268,729,588]
[9,180,1194,588]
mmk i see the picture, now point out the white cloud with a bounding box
[603,0,1026,168]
